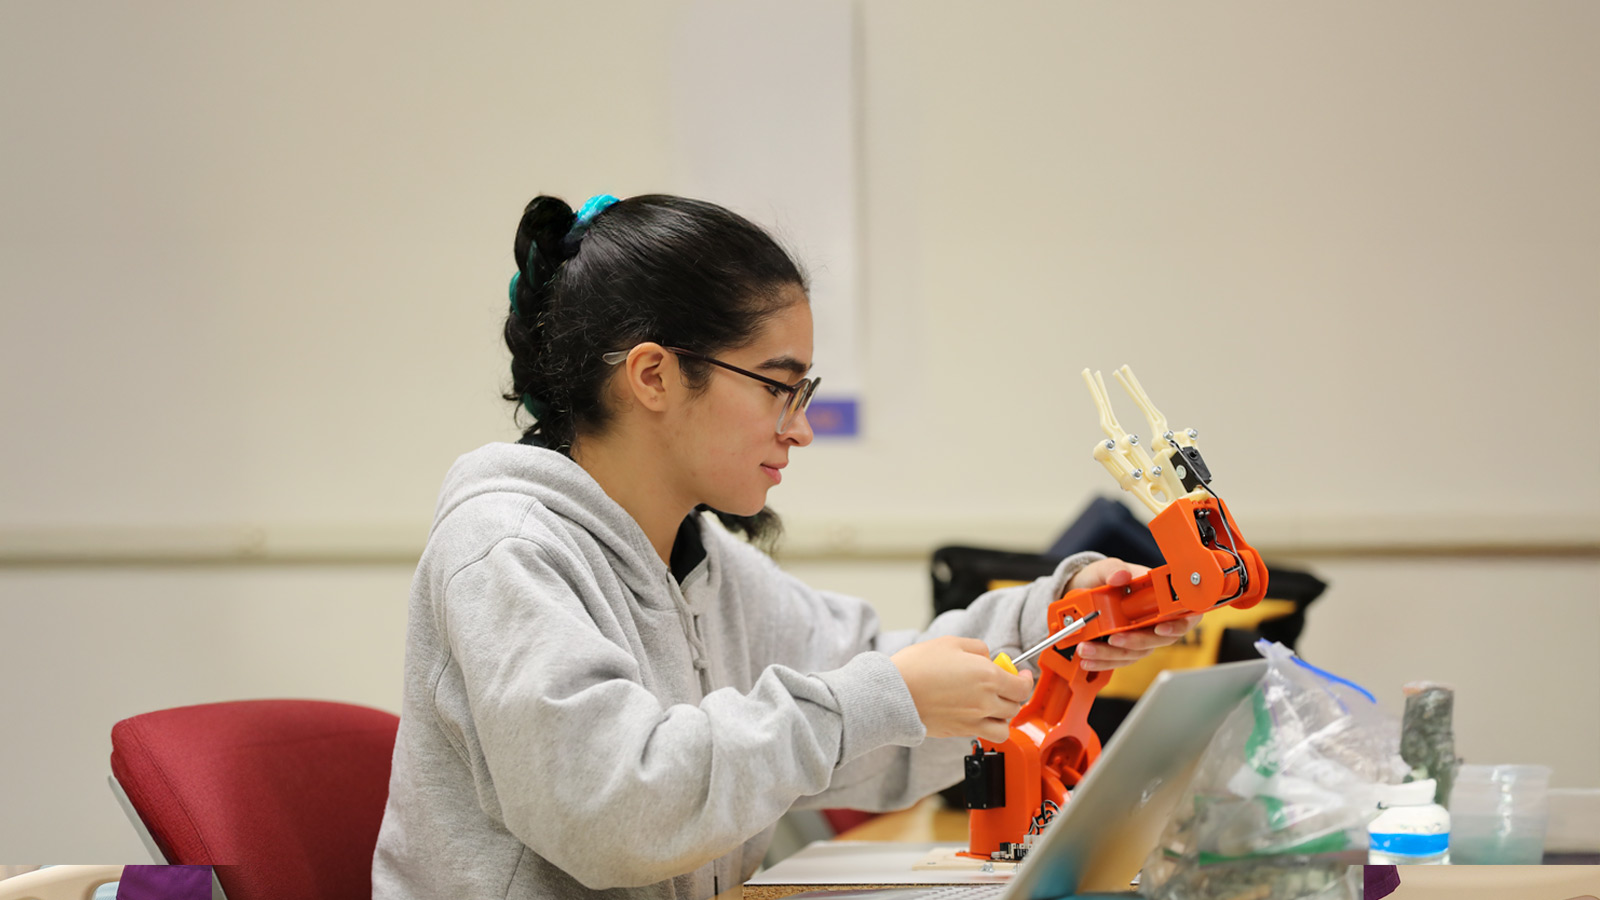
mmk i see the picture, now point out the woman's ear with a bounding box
[621,343,674,412]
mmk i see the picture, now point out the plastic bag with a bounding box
[1139,641,1408,900]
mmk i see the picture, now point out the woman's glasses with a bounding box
[601,347,820,434]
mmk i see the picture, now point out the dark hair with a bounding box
[503,193,807,547]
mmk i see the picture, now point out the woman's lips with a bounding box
[761,464,783,484]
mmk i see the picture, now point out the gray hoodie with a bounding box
[372,442,1100,900]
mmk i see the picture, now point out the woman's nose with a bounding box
[781,406,814,447]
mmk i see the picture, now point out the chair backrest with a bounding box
[109,699,399,900]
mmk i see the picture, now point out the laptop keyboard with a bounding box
[909,886,1011,900]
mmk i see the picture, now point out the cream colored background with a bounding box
[1382,864,1600,898]
[2,1,1596,863]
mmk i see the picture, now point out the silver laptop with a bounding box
[780,658,1269,900]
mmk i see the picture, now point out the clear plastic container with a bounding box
[1369,778,1451,865]
[1449,764,1551,864]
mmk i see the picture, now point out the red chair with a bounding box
[819,809,880,835]
[109,699,398,900]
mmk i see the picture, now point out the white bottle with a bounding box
[1368,778,1451,865]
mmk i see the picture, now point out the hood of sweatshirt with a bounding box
[430,442,681,608]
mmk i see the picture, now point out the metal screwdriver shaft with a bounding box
[993,611,1102,674]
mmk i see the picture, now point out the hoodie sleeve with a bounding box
[436,536,922,891]
[720,532,1105,812]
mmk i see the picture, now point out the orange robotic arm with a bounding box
[961,367,1269,861]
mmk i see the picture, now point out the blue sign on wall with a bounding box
[805,399,859,437]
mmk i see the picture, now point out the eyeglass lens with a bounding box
[776,378,820,434]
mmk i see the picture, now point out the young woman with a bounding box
[371,194,1197,900]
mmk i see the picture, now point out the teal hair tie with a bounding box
[564,194,620,251]
[574,193,620,228]
[521,393,551,419]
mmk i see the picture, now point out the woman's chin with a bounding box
[720,492,769,519]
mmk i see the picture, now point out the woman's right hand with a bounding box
[890,636,1034,743]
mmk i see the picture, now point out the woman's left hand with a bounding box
[1062,557,1201,671]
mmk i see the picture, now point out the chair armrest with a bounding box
[0,866,122,900]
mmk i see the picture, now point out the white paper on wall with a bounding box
[669,0,862,437]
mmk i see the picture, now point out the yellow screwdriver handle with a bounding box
[992,652,1019,675]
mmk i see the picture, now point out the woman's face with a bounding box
[673,290,815,517]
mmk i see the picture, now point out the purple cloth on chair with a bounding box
[115,866,211,900]
[1365,864,1402,899]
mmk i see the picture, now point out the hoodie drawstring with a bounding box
[668,577,711,677]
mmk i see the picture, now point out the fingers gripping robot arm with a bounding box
[961,367,1269,862]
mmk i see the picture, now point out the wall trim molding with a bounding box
[2,513,1596,567]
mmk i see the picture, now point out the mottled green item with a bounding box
[1244,687,1277,777]
[1196,829,1352,866]
[1400,682,1458,806]
[1141,854,1360,900]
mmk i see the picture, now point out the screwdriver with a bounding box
[993,611,1102,674]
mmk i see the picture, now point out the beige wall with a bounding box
[2,1,1596,863]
